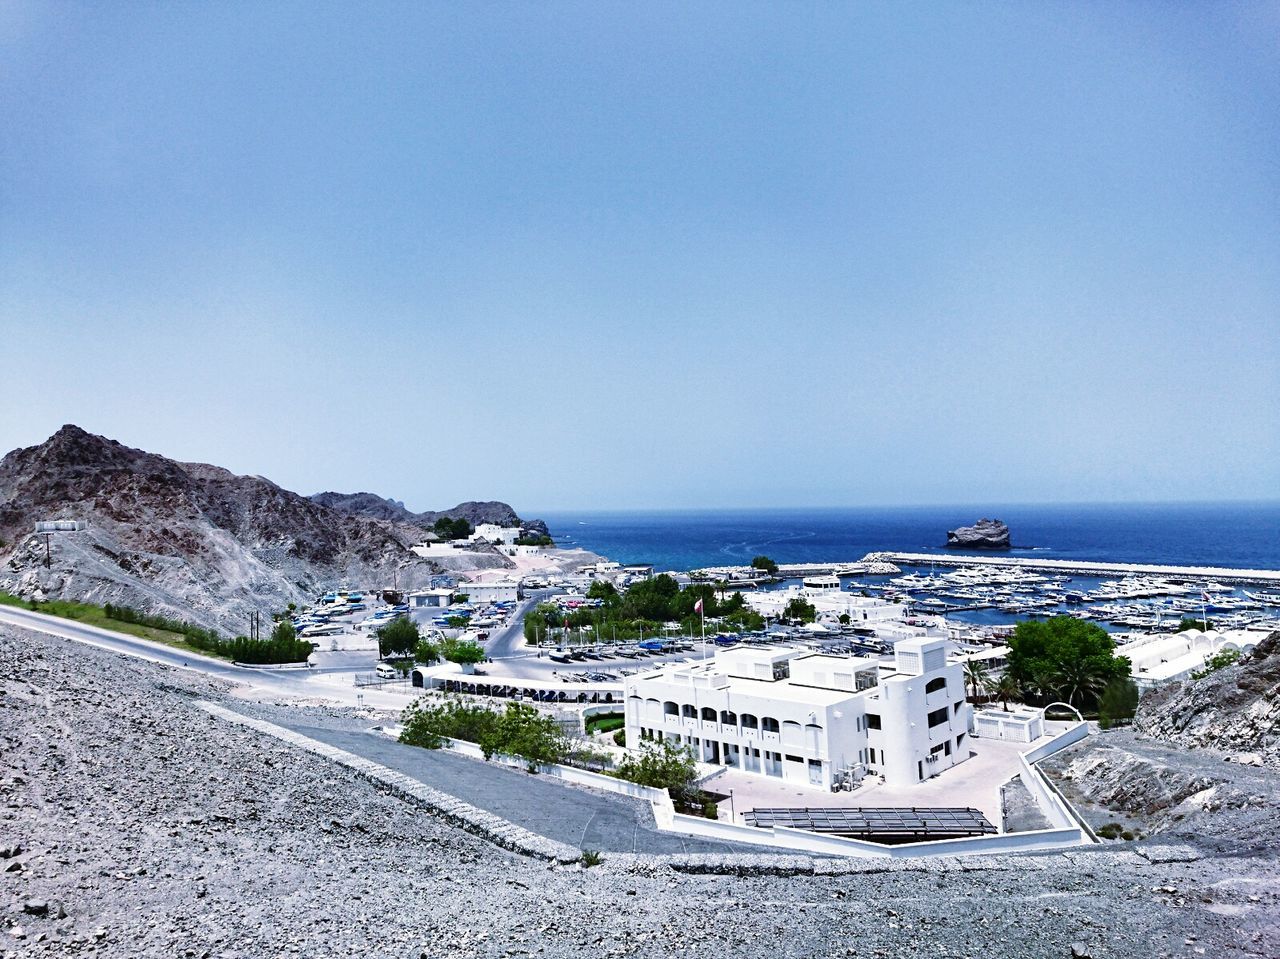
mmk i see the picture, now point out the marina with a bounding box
[695,553,1280,586]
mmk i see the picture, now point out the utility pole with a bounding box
[42,533,52,569]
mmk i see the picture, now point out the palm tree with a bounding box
[988,673,1022,712]
[1026,666,1058,706]
[1054,660,1110,708]
[963,661,989,702]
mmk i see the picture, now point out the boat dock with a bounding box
[865,552,1280,585]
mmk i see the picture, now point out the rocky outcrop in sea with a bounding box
[945,518,1011,549]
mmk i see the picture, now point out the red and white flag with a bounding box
[694,598,704,614]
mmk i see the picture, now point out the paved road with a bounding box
[0,605,416,709]
[265,714,758,855]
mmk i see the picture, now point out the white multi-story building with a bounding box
[623,638,972,789]
[471,524,523,544]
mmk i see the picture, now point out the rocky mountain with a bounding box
[1135,631,1280,769]
[308,491,417,524]
[310,491,545,533]
[0,426,532,635]
[945,518,1011,549]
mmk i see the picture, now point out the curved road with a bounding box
[0,605,411,708]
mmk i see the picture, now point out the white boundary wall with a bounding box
[433,719,1096,859]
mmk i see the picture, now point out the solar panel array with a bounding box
[745,806,996,839]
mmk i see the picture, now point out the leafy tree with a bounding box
[587,580,620,605]
[1177,617,1214,633]
[1191,647,1240,680]
[377,615,420,659]
[398,699,568,769]
[1098,678,1140,728]
[523,601,565,641]
[782,597,817,624]
[432,516,474,541]
[441,637,486,665]
[1006,617,1130,709]
[480,703,570,768]
[399,697,501,750]
[271,620,298,644]
[414,638,440,664]
[613,739,699,804]
[514,533,554,547]
[838,613,851,625]
[444,615,470,629]
[620,574,681,621]
[750,555,779,575]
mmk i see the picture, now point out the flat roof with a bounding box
[793,652,881,671]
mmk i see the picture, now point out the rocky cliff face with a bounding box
[0,427,454,634]
[945,518,1011,549]
[1135,632,1280,769]
[1043,631,1280,849]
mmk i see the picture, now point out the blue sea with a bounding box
[539,503,1280,573]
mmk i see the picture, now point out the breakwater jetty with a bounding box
[867,552,1280,585]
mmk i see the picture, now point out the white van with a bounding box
[374,663,398,680]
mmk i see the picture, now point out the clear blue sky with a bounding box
[2,3,1277,512]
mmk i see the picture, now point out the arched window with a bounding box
[925,677,947,694]
[740,713,759,730]
[663,701,679,717]
[681,703,696,719]
[701,707,717,722]
[720,709,737,725]
[762,716,780,733]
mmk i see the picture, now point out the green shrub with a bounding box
[613,729,626,747]
[399,698,568,768]
[580,849,602,868]
[1097,822,1124,839]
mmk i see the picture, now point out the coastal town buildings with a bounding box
[624,638,972,789]
[1125,627,1267,690]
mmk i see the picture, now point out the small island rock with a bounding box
[946,518,1011,550]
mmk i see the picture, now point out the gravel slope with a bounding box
[2,624,1277,958]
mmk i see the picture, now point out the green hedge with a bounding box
[104,603,312,665]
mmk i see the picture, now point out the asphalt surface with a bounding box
[262,713,757,855]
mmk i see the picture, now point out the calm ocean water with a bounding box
[539,503,1280,573]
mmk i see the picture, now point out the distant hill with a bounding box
[310,491,544,534]
[0,426,535,635]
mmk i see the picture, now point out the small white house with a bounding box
[472,524,522,544]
